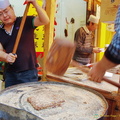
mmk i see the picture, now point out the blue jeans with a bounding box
[4,69,38,88]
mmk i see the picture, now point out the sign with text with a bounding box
[100,0,120,23]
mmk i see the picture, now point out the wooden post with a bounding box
[42,0,56,81]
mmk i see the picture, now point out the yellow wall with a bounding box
[96,22,115,61]
[28,1,44,53]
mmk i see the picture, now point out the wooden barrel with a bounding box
[0,82,108,120]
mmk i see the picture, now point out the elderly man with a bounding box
[73,15,101,65]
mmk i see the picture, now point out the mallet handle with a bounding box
[12,3,30,54]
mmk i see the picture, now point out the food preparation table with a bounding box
[46,67,120,120]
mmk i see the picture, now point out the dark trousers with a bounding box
[4,69,38,88]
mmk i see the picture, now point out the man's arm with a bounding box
[27,0,49,26]
[88,55,118,82]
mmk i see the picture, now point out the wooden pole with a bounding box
[12,3,30,54]
[42,0,56,81]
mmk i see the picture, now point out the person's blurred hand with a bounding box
[88,62,106,83]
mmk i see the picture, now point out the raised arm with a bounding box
[26,0,49,26]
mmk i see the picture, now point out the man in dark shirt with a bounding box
[0,0,49,87]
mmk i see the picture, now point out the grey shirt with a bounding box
[73,26,94,65]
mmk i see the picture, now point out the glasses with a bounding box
[0,6,11,17]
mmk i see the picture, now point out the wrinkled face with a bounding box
[0,5,16,25]
[89,22,98,31]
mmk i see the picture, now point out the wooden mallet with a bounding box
[45,38,120,88]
